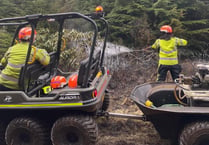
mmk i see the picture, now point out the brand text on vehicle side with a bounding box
[59,95,80,100]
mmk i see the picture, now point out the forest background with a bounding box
[0,0,209,60]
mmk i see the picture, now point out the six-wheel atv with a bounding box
[0,9,111,145]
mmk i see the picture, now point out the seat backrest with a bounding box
[77,50,101,87]
[19,51,57,96]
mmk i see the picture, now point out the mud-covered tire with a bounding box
[5,117,48,145]
[102,93,110,111]
[51,114,98,145]
[179,121,209,145]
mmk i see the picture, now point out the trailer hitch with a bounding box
[97,110,146,121]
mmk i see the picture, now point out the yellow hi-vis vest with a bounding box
[151,37,187,65]
[0,42,50,90]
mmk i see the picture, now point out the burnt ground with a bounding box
[97,71,171,145]
[97,53,195,145]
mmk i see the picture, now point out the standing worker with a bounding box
[146,25,188,82]
[0,27,50,91]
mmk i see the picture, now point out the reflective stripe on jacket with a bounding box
[151,37,187,65]
[0,42,50,90]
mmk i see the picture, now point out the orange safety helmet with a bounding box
[95,6,103,12]
[160,25,172,33]
[18,27,37,41]
[50,76,67,89]
[68,73,78,88]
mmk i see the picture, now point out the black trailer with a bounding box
[130,82,209,145]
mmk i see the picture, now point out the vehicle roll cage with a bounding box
[0,12,108,90]
[86,12,109,67]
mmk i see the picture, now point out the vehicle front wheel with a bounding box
[51,114,98,145]
[5,117,48,145]
[179,121,209,145]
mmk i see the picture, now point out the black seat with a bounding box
[19,51,57,96]
[77,50,101,87]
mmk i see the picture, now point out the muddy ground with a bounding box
[96,73,171,145]
[97,56,195,145]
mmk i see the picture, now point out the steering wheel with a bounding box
[174,78,188,106]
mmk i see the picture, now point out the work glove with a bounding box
[0,63,4,70]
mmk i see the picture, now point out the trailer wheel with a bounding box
[5,117,48,145]
[102,93,110,111]
[51,114,98,145]
[179,121,209,145]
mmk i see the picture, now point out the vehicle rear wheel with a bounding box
[179,121,209,145]
[51,114,98,145]
[102,93,110,111]
[5,117,48,145]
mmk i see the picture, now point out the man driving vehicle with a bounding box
[0,27,50,91]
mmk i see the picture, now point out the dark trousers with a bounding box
[0,84,15,91]
[157,64,182,82]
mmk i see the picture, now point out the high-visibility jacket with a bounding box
[151,37,188,65]
[0,42,50,90]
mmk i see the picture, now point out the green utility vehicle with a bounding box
[0,10,111,145]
